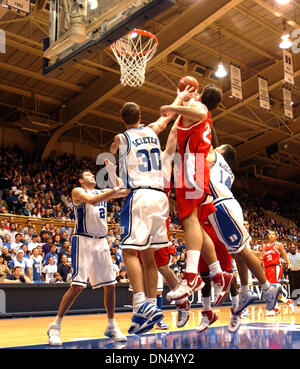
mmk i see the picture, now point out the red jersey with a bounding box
[263,242,281,267]
[175,108,215,223]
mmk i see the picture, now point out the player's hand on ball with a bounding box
[177,85,196,101]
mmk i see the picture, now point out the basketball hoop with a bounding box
[110,29,158,87]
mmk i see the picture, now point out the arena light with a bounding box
[88,0,98,10]
[215,62,227,78]
[276,0,290,4]
[279,33,292,49]
[215,31,227,78]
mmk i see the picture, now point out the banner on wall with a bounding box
[258,76,270,111]
[283,87,293,119]
[283,49,294,86]
[2,0,30,14]
[230,64,243,101]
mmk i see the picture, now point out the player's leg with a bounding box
[48,235,88,345]
[155,286,169,330]
[47,284,83,345]
[197,270,218,333]
[103,284,127,341]
[166,208,205,301]
[210,203,281,313]
[201,227,234,307]
[124,247,163,335]
[234,247,281,313]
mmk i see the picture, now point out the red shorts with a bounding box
[176,188,216,224]
[137,245,174,268]
[198,218,232,274]
[264,265,282,284]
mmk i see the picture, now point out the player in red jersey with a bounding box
[160,81,233,305]
[260,230,294,315]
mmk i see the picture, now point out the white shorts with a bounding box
[120,189,169,250]
[71,235,116,289]
[208,198,251,255]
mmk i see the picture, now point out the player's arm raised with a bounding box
[160,99,208,122]
[110,134,121,155]
[72,187,122,206]
[164,117,179,157]
[149,86,195,135]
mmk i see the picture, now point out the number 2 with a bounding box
[203,122,211,144]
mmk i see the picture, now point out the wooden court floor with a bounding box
[0,303,299,348]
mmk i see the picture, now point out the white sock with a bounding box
[147,297,157,306]
[202,297,211,311]
[107,318,116,327]
[133,292,146,312]
[232,295,239,311]
[262,281,270,291]
[240,285,249,294]
[185,250,201,274]
[209,261,222,277]
[52,316,62,327]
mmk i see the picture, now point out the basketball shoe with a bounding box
[212,272,234,307]
[128,301,164,335]
[47,323,62,346]
[104,324,127,342]
[166,273,204,301]
[197,310,218,333]
[286,299,295,313]
[228,308,241,333]
[264,283,282,311]
[156,320,169,330]
[176,299,191,328]
[234,290,259,315]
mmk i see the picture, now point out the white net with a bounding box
[110,29,158,87]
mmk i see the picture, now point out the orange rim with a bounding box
[110,29,158,56]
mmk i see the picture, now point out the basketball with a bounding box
[177,76,199,92]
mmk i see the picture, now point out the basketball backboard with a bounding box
[43,0,175,77]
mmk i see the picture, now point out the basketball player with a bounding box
[47,169,129,345]
[109,95,187,335]
[160,81,234,305]
[260,230,294,315]
[201,144,282,330]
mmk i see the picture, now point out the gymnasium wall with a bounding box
[0,127,105,160]
[0,281,291,318]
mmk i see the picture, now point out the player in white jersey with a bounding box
[47,169,129,345]
[206,144,282,331]
[110,97,186,335]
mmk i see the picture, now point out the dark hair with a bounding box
[222,144,237,162]
[201,84,222,111]
[121,102,141,125]
[77,169,92,182]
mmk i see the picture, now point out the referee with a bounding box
[287,243,300,304]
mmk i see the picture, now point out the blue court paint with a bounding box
[5,323,300,349]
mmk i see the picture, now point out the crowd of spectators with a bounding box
[0,145,299,286]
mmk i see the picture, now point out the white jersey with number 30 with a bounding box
[118,126,164,190]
